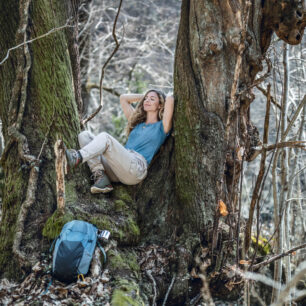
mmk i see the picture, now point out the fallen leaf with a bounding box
[219,200,229,216]
[239,260,251,265]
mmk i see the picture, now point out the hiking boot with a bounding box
[90,170,113,194]
[65,149,82,168]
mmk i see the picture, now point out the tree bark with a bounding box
[0,0,80,278]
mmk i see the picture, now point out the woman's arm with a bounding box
[162,95,174,134]
[120,93,144,120]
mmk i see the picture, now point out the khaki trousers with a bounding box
[78,131,148,185]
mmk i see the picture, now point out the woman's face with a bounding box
[143,91,160,113]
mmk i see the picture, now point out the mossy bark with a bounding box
[0,0,80,278]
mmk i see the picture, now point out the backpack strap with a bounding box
[49,236,58,253]
[41,277,53,295]
[97,241,107,263]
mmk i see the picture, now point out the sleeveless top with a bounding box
[125,120,169,164]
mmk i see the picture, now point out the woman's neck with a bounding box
[145,112,159,124]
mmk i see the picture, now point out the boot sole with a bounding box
[91,186,114,194]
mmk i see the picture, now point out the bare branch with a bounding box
[252,243,306,270]
[0,20,73,66]
[162,274,176,306]
[249,141,306,161]
[245,84,271,253]
[282,94,306,141]
[146,270,157,306]
[82,0,123,126]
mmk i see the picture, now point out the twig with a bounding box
[242,57,271,94]
[82,0,123,126]
[162,274,176,306]
[146,270,157,306]
[244,84,271,253]
[249,141,306,161]
[236,155,244,265]
[85,83,121,97]
[282,94,306,141]
[252,243,306,270]
[0,20,73,65]
[256,86,281,110]
[272,262,306,306]
[251,286,266,306]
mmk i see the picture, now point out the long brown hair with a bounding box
[126,89,166,136]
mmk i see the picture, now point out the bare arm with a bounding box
[120,93,144,120]
[163,95,174,134]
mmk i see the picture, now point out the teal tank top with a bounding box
[125,120,169,164]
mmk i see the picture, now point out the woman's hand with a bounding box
[163,94,174,134]
[120,94,144,120]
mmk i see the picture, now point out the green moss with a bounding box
[125,252,140,275]
[111,279,143,306]
[90,216,112,231]
[65,181,78,204]
[42,209,74,240]
[113,186,133,204]
[114,200,128,213]
[109,250,129,271]
[251,236,272,255]
[108,250,140,276]
[125,217,140,239]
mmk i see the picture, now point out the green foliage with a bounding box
[251,236,272,255]
[113,186,133,204]
[111,114,127,144]
[129,68,149,94]
[42,209,74,240]
[111,279,143,306]
[114,200,128,213]
[108,249,140,275]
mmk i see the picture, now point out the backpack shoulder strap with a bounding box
[97,241,107,263]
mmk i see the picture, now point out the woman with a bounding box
[65,89,174,194]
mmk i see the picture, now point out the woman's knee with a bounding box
[78,130,94,147]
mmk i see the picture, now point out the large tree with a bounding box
[0,0,305,304]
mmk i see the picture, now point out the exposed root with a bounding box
[12,162,40,267]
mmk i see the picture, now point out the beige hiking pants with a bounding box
[78,131,148,185]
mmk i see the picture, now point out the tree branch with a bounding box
[252,243,306,270]
[82,0,123,126]
[0,20,73,66]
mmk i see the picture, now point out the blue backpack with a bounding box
[52,220,107,283]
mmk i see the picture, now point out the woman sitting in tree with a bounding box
[65,89,174,193]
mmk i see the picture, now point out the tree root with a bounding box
[12,163,40,267]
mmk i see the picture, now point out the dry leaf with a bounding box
[219,200,229,216]
[239,260,250,265]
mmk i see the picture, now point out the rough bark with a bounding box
[0,0,305,305]
[0,0,80,278]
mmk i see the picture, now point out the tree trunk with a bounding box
[0,0,80,278]
[0,0,305,304]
